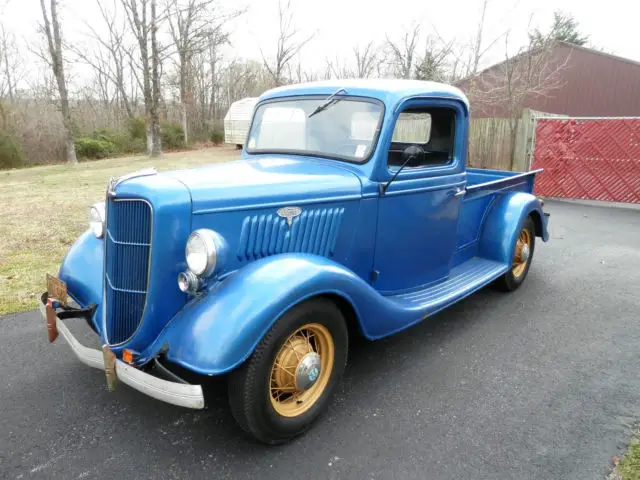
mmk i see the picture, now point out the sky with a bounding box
[2,0,639,83]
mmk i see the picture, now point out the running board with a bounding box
[386,257,509,313]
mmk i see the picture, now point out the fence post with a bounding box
[512,109,533,172]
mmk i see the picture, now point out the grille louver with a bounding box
[104,199,152,344]
[237,207,344,261]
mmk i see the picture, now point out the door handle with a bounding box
[453,188,466,197]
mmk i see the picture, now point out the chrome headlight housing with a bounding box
[89,201,106,238]
[185,229,223,277]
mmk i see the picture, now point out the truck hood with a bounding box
[164,156,362,213]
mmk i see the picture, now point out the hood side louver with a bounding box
[237,207,345,261]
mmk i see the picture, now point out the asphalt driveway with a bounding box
[1,200,640,480]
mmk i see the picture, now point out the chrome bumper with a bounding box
[39,299,205,410]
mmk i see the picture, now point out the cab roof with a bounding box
[258,78,469,111]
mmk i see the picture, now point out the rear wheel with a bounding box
[495,216,536,292]
[227,298,348,444]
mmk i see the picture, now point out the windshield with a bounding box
[245,97,383,163]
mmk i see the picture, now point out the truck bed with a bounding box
[454,167,543,265]
[465,167,542,196]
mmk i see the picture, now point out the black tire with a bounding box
[494,216,536,292]
[227,298,349,444]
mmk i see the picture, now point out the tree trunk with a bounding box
[181,105,188,144]
[179,59,189,145]
[40,0,77,164]
[149,0,162,157]
[120,84,134,119]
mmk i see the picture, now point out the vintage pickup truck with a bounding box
[41,79,549,444]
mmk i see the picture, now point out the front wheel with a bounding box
[227,298,348,444]
[494,216,536,292]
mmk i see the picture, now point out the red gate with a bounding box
[531,118,640,203]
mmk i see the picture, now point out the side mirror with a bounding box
[402,145,425,167]
[380,144,427,196]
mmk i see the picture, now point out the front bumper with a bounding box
[40,293,205,410]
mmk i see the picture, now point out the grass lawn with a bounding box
[0,146,239,316]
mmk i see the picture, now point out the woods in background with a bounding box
[0,0,589,168]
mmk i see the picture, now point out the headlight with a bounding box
[186,229,218,277]
[89,202,106,238]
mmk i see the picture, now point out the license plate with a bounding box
[46,274,68,305]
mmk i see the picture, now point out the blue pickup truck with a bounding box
[41,79,549,444]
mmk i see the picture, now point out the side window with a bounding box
[388,107,456,168]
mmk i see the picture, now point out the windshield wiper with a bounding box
[308,88,347,118]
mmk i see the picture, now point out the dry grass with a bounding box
[0,146,239,315]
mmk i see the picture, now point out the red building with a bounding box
[455,41,640,118]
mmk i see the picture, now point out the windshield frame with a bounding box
[244,94,386,165]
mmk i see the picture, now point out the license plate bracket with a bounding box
[46,274,68,305]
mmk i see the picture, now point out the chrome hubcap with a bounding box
[520,244,530,263]
[295,352,322,391]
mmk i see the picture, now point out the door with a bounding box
[372,101,466,293]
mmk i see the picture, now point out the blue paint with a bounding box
[54,79,549,373]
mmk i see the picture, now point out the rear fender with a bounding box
[143,254,373,375]
[478,191,549,265]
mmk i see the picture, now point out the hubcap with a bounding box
[295,352,322,390]
[512,228,532,277]
[269,323,334,417]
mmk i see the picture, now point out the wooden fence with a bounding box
[467,109,561,172]
[467,117,517,171]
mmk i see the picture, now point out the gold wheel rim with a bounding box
[269,323,334,418]
[512,229,532,277]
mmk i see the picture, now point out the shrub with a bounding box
[0,130,24,169]
[91,127,145,154]
[127,117,147,140]
[210,128,224,145]
[123,137,147,154]
[75,136,118,160]
[161,122,186,150]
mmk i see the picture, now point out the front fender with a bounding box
[58,230,104,331]
[143,254,375,375]
[479,191,549,265]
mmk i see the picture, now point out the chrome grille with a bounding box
[104,199,152,344]
[237,207,344,261]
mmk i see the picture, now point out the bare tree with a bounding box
[353,41,378,78]
[384,24,420,79]
[470,0,489,75]
[466,31,570,162]
[413,35,454,81]
[149,0,161,156]
[38,0,77,164]
[325,55,352,79]
[166,0,243,143]
[0,23,23,102]
[464,0,511,77]
[167,0,212,144]
[121,0,162,156]
[204,29,228,122]
[261,0,314,87]
[74,0,136,119]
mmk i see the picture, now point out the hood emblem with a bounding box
[277,206,302,227]
[107,168,158,197]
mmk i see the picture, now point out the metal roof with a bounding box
[455,41,640,117]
